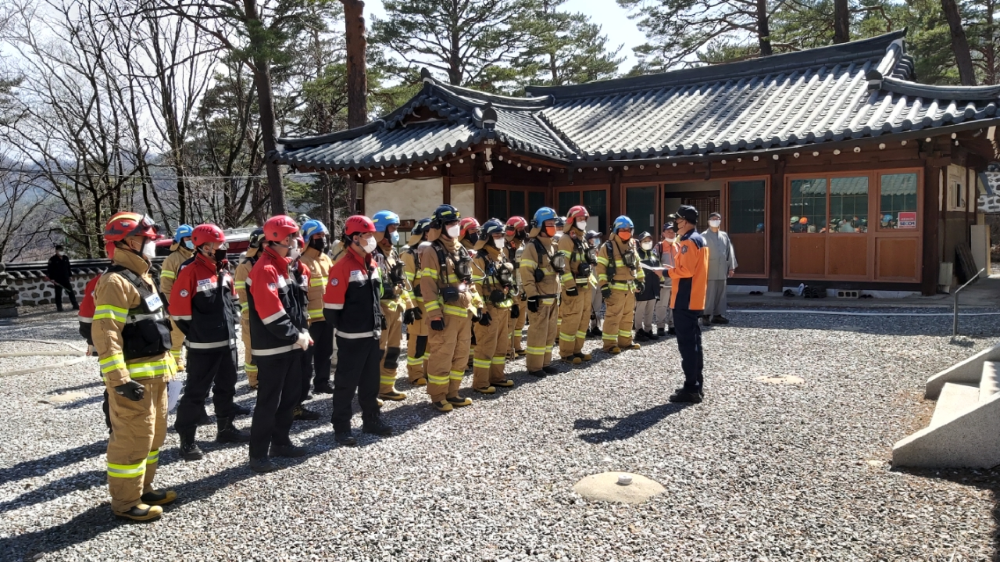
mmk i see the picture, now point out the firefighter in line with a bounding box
[300,220,335,396]
[93,212,177,521]
[246,215,311,474]
[323,215,393,445]
[401,218,431,386]
[79,269,112,431]
[556,205,597,365]
[504,216,528,357]
[170,224,250,461]
[290,235,322,421]
[459,217,481,369]
[520,207,562,377]
[419,204,483,412]
[595,215,645,354]
[235,228,265,389]
[469,219,516,393]
[586,230,604,338]
[159,224,193,371]
[372,210,415,401]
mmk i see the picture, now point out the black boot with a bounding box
[231,403,251,416]
[363,415,393,436]
[249,457,277,474]
[635,330,649,342]
[270,442,307,458]
[178,429,204,461]
[646,329,659,340]
[216,417,250,443]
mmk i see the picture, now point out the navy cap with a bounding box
[709,212,722,219]
[676,205,698,223]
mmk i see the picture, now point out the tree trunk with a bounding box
[343,0,368,214]
[941,0,977,85]
[252,61,286,216]
[756,0,772,56]
[833,0,850,44]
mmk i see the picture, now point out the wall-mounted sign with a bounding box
[898,211,917,229]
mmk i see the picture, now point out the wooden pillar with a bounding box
[443,175,451,205]
[609,171,622,221]
[921,162,942,295]
[767,159,786,292]
[474,164,488,220]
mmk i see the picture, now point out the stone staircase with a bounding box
[893,343,1000,468]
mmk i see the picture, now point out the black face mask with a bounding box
[466,233,479,246]
[516,231,527,241]
[309,238,327,252]
[214,248,228,263]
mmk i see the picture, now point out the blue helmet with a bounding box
[300,219,328,240]
[532,206,557,227]
[372,210,400,232]
[613,215,634,233]
[174,224,193,242]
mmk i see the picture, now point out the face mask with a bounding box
[142,239,156,259]
[664,236,676,244]
[493,237,504,249]
[310,238,327,252]
[618,231,632,242]
[641,241,653,251]
[467,233,479,246]
[183,240,194,250]
[361,237,377,254]
[214,248,228,262]
[288,246,301,261]
[390,231,399,245]
[446,224,461,239]
[543,225,556,237]
[709,220,722,228]
[576,220,587,231]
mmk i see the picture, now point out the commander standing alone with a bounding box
[667,205,709,404]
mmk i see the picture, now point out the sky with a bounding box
[363,0,648,69]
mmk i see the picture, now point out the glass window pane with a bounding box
[879,173,918,229]
[558,191,579,216]
[728,180,766,234]
[528,191,546,219]
[510,191,526,220]
[626,186,656,235]
[829,176,868,232]
[582,189,607,235]
[790,178,826,233]
[488,189,507,221]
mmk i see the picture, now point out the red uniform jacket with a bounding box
[169,252,238,350]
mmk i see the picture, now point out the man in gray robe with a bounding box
[701,212,736,325]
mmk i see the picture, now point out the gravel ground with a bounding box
[1,311,999,561]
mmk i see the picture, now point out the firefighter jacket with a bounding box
[92,249,176,387]
[668,230,709,311]
[323,244,383,338]
[78,273,101,345]
[247,246,309,356]
[557,232,598,290]
[401,243,426,310]
[169,252,238,351]
[234,249,259,321]
[159,244,193,302]
[519,236,561,303]
[290,259,311,327]
[419,237,483,321]
[329,240,348,266]
[471,246,514,310]
[595,235,646,292]
[375,244,412,313]
[300,246,332,323]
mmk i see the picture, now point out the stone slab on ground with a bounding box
[573,472,666,504]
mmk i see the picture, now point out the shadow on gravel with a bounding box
[56,394,105,410]
[574,402,691,443]
[51,380,103,394]
[0,470,104,514]
[891,465,1000,561]
[0,441,106,488]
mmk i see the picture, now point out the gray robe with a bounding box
[701,229,737,316]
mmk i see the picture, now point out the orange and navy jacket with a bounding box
[78,273,102,345]
[323,244,382,339]
[169,252,238,351]
[668,230,709,311]
[247,246,308,356]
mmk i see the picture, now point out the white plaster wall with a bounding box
[364,178,444,221]
[451,183,475,220]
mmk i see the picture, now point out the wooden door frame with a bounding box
[721,176,770,279]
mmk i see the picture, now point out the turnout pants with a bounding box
[472,305,511,388]
[673,308,704,393]
[704,280,727,317]
[379,302,403,394]
[308,320,334,389]
[602,289,636,351]
[175,347,238,433]
[106,377,167,513]
[332,334,382,433]
[240,317,257,387]
[510,300,526,353]
[405,307,429,383]
[250,350,304,460]
[526,300,558,372]
[655,287,673,329]
[635,299,656,332]
[558,286,592,359]
[169,320,186,371]
[590,288,604,329]
[426,313,472,403]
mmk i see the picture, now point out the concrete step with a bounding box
[981,362,1000,403]
[930,383,980,428]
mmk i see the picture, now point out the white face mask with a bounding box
[641,241,653,251]
[142,239,156,259]
[709,220,722,228]
[446,224,461,239]
[493,237,504,249]
[664,236,676,244]
[576,220,587,231]
[361,237,377,254]
[288,246,301,261]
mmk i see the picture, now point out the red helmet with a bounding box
[567,205,589,222]
[104,212,158,242]
[264,215,299,242]
[459,217,481,238]
[192,224,225,247]
[296,235,305,248]
[505,216,528,232]
[345,215,376,236]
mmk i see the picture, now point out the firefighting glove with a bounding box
[478,311,492,327]
[403,308,417,325]
[601,285,611,299]
[472,308,483,322]
[115,380,145,402]
[527,296,539,313]
[635,281,645,294]
[510,304,520,319]
[565,285,579,298]
[412,307,422,320]
[431,318,445,331]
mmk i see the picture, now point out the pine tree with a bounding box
[516,0,623,86]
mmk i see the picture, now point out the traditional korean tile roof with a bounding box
[275,32,1000,171]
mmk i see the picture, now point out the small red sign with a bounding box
[898,212,917,229]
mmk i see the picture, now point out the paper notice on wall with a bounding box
[898,212,916,229]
